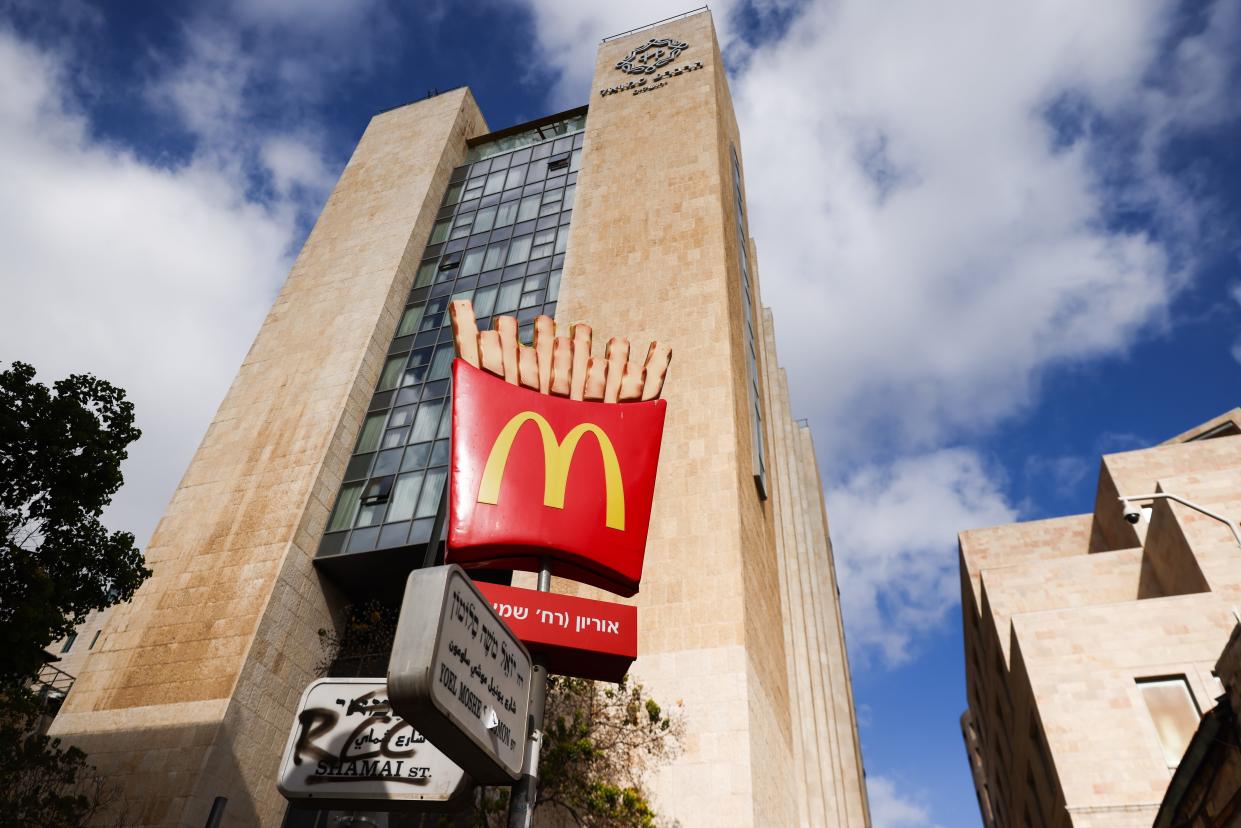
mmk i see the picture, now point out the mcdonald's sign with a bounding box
[447,360,666,596]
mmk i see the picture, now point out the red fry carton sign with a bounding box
[447,360,666,597]
[475,582,637,683]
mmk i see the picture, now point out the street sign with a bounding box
[276,678,471,811]
[476,582,637,683]
[388,565,533,783]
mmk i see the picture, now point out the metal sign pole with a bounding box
[506,559,552,828]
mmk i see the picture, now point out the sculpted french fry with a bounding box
[449,303,670,403]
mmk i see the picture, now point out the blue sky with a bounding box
[1,1,1239,825]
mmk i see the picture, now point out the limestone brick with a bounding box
[47,88,488,826]
[961,423,1241,827]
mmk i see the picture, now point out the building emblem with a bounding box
[444,301,671,597]
[615,37,689,74]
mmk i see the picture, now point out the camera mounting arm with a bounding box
[1117,493,1241,549]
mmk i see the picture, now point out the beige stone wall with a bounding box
[961,426,1241,828]
[554,11,866,826]
[48,89,488,827]
[759,307,869,827]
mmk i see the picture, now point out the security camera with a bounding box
[1123,504,1142,524]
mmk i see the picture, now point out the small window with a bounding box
[438,252,461,272]
[60,632,77,653]
[355,413,386,454]
[361,476,394,507]
[1138,677,1201,767]
[428,218,451,245]
[328,482,363,532]
[89,629,102,649]
[547,152,570,171]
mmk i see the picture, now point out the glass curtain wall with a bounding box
[318,124,585,560]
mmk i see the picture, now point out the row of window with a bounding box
[464,112,585,163]
[444,144,582,210]
[730,145,768,499]
[319,129,576,559]
[421,209,573,284]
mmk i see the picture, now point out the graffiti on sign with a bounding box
[277,678,470,809]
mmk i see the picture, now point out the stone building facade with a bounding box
[960,408,1241,828]
[46,10,869,827]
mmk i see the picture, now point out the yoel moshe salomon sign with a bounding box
[445,302,671,597]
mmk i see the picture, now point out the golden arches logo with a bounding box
[477,411,625,531]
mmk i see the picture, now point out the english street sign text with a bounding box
[388,565,533,783]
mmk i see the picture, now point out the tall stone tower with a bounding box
[48,11,869,827]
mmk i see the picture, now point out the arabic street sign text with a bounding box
[276,677,471,811]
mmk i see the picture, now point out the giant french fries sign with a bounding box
[444,302,670,598]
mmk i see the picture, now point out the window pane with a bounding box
[355,413,385,454]
[385,471,424,523]
[380,427,408,450]
[462,248,485,277]
[505,166,527,190]
[483,241,508,271]
[570,148,582,172]
[516,195,540,222]
[472,206,497,234]
[428,346,454,381]
[507,235,532,265]
[414,261,437,288]
[495,201,518,228]
[416,467,446,519]
[430,439,450,466]
[563,184,576,211]
[377,355,405,391]
[372,448,402,477]
[442,181,463,206]
[429,219,450,244]
[396,305,424,337]
[554,229,568,255]
[404,348,432,385]
[410,399,444,443]
[1139,678,1200,767]
[484,171,505,195]
[496,280,521,314]
[473,284,498,317]
[401,442,431,472]
[436,403,452,439]
[328,482,363,532]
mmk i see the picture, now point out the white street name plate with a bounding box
[276,677,471,811]
[388,565,533,783]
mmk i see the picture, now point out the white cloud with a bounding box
[732,0,1191,459]
[262,134,337,202]
[867,776,938,828]
[506,0,1236,663]
[501,1,751,108]
[828,449,1015,665]
[0,26,302,545]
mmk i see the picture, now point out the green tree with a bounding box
[0,689,121,826]
[0,361,150,683]
[478,674,683,827]
[320,602,683,827]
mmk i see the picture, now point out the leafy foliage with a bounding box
[477,674,682,827]
[320,601,683,827]
[0,687,122,826]
[0,361,149,682]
